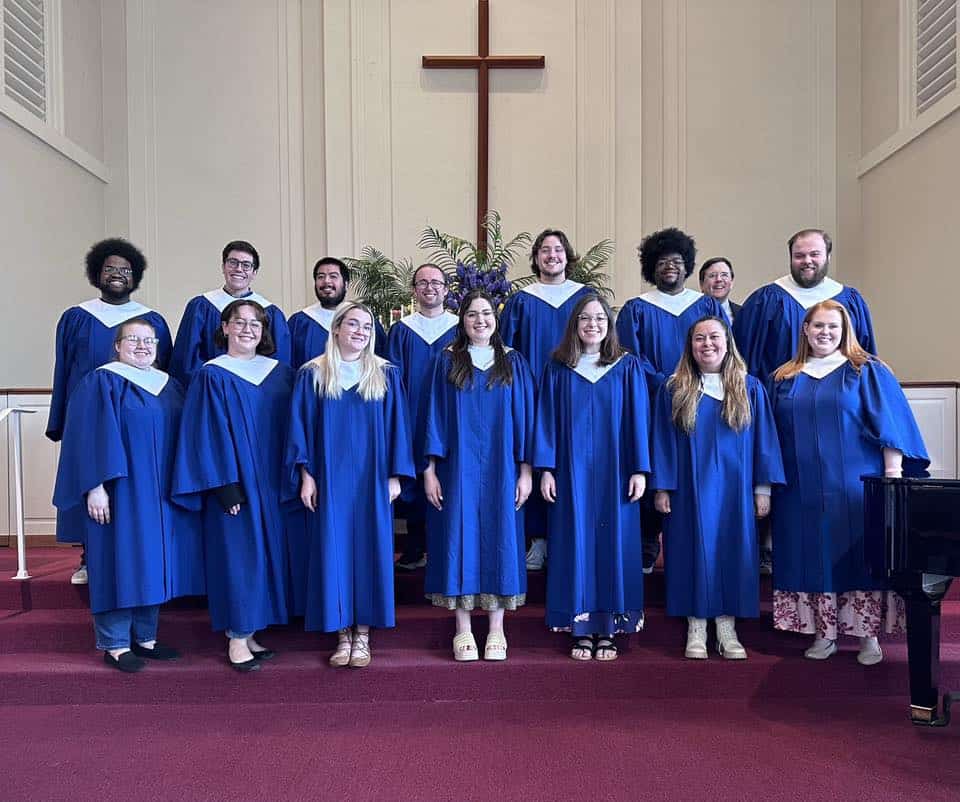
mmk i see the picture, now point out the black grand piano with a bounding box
[864,475,960,725]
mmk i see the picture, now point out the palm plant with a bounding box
[344,246,416,324]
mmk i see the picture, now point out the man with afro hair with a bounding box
[615,227,723,573]
[46,238,173,584]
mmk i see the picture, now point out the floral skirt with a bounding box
[549,610,645,636]
[428,593,526,612]
[772,590,905,639]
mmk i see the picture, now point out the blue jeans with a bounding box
[93,605,160,651]
[226,629,254,640]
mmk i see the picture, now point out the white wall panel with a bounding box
[905,386,958,479]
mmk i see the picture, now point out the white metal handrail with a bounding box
[0,406,38,579]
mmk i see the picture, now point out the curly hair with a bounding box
[84,238,147,290]
[637,227,696,285]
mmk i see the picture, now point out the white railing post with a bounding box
[1,407,38,580]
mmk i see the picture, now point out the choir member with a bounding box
[422,290,535,661]
[499,229,593,570]
[172,300,293,672]
[286,302,414,668]
[733,228,876,380]
[47,238,172,585]
[387,264,459,570]
[768,300,928,665]
[287,256,387,367]
[169,240,291,386]
[53,318,201,672]
[698,257,739,324]
[534,294,650,661]
[651,316,784,660]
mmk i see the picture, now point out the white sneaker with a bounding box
[715,615,747,659]
[70,566,88,585]
[857,636,883,666]
[804,636,837,660]
[525,538,547,570]
[684,617,708,659]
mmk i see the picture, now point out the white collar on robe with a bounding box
[77,298,153,328]
[801,351,848,379]
[638,287,702,317]
[203,287,274,313]
[97,361,169,396]
[700,372,724,400]
[520,279,585,309]
[206,354,279,385]
[573,352,620,383]
[773,274,844,309]
[721,299,733,321]
[299,302,336,330]
[468,345,495,371]
[398,311,458,344]
[338,358,362,391]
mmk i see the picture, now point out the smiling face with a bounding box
[790,233,830,289]
[222,249,257,295]
[535,235,568,284]
[114,321,157,369]
[412,265,448,314]
[691,319,728,374]
[314,262,347,308]
[463,297,496,347]
[803,308,844,358]
[700,261,733,303]
[654,252,686,294]
[335,307,374,361]
[99,255,134,302]
[221,303,263,359]
[576,300,608,354]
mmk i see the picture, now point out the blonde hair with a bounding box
[667,316,752,434]
[772,300,871,382]
[306,302,388,401]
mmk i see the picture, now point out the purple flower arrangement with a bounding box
[445,260,513,311]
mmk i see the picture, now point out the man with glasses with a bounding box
[699,257,739,324]
[499,229,593,570]
[387,263,459,571]
[169,240,291,386]
[615,227,723,574]
[287,256,386,367]
[733,229,876,380]
[47,238,173,584]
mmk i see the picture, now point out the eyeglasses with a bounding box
[414,279,446,290]
[577,314,608,325]
[224,257,256,272]
[119,335,159,346]
[656,257,685,269]
[704,271,732,281]
[229,318,263,331]
[103,265,133,276]
[341,319,373,333]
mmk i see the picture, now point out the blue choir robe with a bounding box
[650,375,785,619]
[769,358,929,593]
[52,363,203,615]
[287,303,387,368]
[284,361,415,632]
[387,310,458,496]
[533,354,651,632]
[614,288,723,398]
[46,299,173,544]
[169,289,291,386]
[422,348,535,599]
[171,355,293,634]
[733,275,876,379]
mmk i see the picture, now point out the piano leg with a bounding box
[903,587,942,724]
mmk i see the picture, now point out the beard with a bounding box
[99,280,131,302]
[791,263,828,289]
[316,286,347,308]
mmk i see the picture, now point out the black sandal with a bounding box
[595,636,619,661]
[570,636,596,661]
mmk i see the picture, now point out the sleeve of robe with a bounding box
[282,366,321,501]
[169,298,207,387]
[45,311,75,442]
[422,353,451,467]
[623,356,653,475]
[846,289,878,356]
[267,306,292,367]
[498,294,522,351]
[510,351,536,464]
[373,319,389,359]
[148,313,174,372]
[858,360,930,476]
[614,301,666,391]
[170,368,242,511]
[731,288,779,378]
[384,365,416,482]
[532,360,560,472]
[649,382,679,493]
[747,376,786,487]
[52,373,127,511]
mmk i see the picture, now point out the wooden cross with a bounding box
[422,0,545,251]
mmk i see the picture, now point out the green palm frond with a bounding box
[569,238,615,300]
[345,246,414,323]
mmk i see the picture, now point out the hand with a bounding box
[227,504,241,516]
[654,490,671,515]
[627,473,646,502]
[300,469,318,512]
[388,477,401,503]
[515,463,533,510]
[754,494,771,518]
[424,469,443,511]
[86,484,110,525]
[540,471,557,503]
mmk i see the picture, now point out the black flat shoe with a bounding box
[229,656,260,673]
[131,642,181,661]
[250,648,275,661]
[104,651,146,673]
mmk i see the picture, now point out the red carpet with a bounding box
[4,547,960,802]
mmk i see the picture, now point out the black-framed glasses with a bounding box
[414,279,446,290]
[656,257,685,269]
[225,257,256,272]
[103,265,133,276]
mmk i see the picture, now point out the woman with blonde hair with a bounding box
[285,302,414,668]
[651,316,784,660]
[768,299,928,665]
